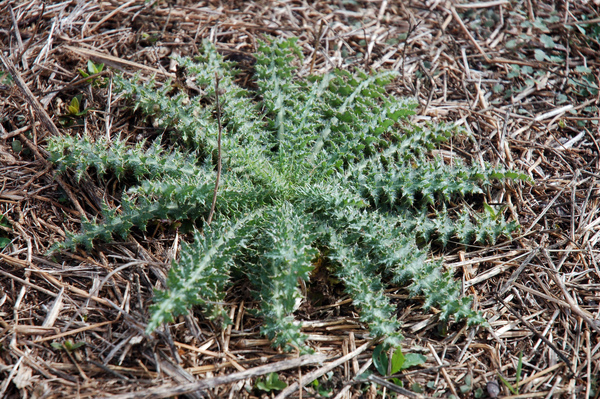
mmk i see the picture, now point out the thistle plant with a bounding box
[48,38,526,350]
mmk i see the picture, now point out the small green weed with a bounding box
[66,95,85,116]
[60,94,91,127]
[254,372,287,392]
[51,339,86,353]
[0,215,11,248]
[498,351,523,395]
[11,140,22,154]
[457,374,485,398]
[311,376,334,397]
[78,60,106,87]
[0,70,13,87]
[372,343,426,376]
[49,38,527,351]
[370,343,426,389]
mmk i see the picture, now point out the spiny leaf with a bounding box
[48,37,525,351]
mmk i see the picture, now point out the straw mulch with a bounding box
[1,1,599,398]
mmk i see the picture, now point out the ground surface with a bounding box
[1,1,599,398]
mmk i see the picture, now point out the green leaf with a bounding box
[483,203,497,219]
[540,34,555,49]
[507,64,521,78]
[0,237,10,248]
[391,378,403,387]
[515,351,523,392]
[64,340,85,351]
[556,93,568,104]
[534,49,547,62]
[50,342,63,350]
[533,18,549,32]
[67,96,80,115]
[255,380,268,391]
[372,344,389,375]
[401,353,426,370]
[464,374,472,387]
[311,378,333,396]
[268,372,287,390]
[51,340,85,352]
[390,347,406,374]
[11,140,22,153]
[498,372,518,395]
[575,65,592,73]
[87,60,104,74]
[356,370,374,381]
[0,71,14,86]
[255,373,287,392]
[411,382,424,393]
